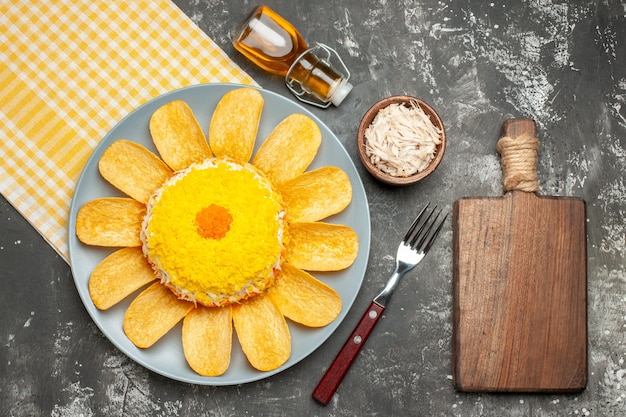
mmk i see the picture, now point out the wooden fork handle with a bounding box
[312,301,385,405]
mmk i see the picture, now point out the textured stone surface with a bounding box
[1,0,625,415]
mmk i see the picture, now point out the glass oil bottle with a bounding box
[232,5,352,108]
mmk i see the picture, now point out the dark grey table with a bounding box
[2,0,625,415]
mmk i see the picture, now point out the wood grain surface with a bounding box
[452,119,587,392]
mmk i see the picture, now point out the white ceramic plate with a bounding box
[68,83,371,385]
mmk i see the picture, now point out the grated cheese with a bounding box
[364,100,441,177]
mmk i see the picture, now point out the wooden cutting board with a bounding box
[452,118,587,393]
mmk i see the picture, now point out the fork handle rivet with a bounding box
[353,335,362,344]
[369,310,378,319]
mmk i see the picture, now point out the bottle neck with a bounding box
[286,48,353,107]
[289,51,342,101]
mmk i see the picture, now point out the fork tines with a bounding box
[404,204,448,253]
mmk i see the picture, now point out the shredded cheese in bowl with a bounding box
[364,100,442,177]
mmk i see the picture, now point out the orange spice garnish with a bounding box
[195,204,233,239]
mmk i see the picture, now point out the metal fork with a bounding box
[312,204,447,405]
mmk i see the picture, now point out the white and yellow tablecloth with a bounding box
[0,0,256,262]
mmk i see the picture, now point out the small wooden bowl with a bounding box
[357,95,446,186]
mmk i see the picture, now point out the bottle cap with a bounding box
[330,79,353,106]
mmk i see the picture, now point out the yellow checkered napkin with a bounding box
[0,0,257,262]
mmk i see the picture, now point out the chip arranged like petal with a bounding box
[252,114,321,185]
[123,282,195,348]
[279,166,352,223]
[76,198,145,247]
[268,264,342,327]
[182,305,232,376]
[89,247,157,310]
[284,222,358,271]
[232,295,290,372]
[149,100,212,171]
[209,88,263,162]
[98,140,172,204]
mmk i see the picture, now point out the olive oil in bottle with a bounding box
[233,5,352,108]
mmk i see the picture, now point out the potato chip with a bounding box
[208,88,263,162]
[149,100,212,170]
[232,295,290,371]
[284,222,358,271]
[279,166,352,223]
[182,305,232,376]
[98,140,172,204]
[76,198,145,247]
[123,282,194,348]
[268,264,341,327]
[252,114,321,185]
[89,247,156,310]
